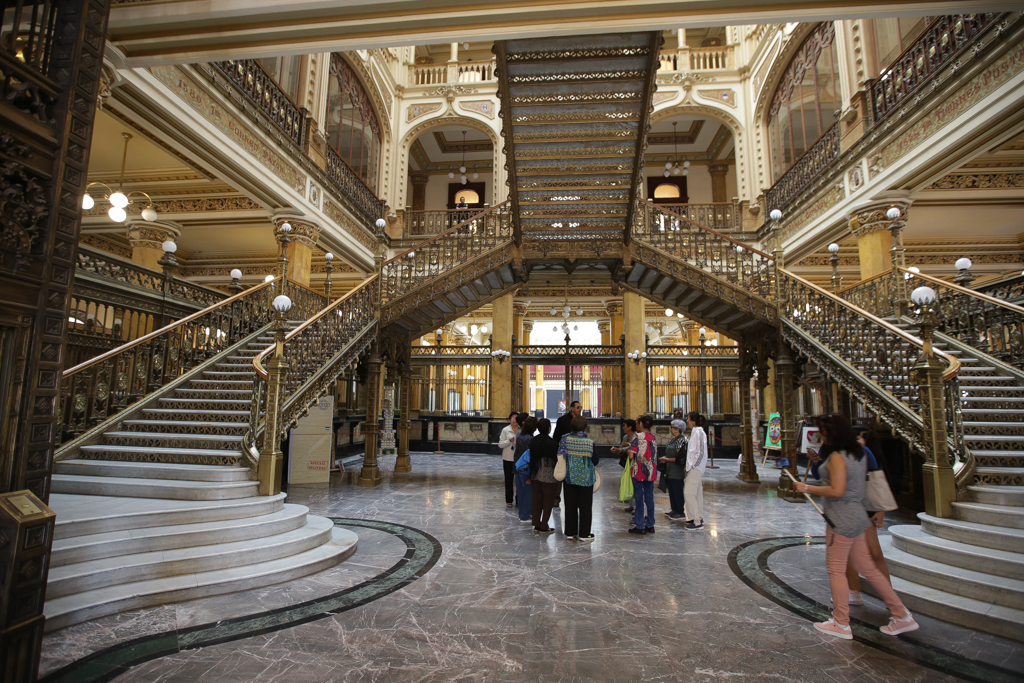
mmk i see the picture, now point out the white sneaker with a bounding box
[849,591,864,606]
[814,618,853,640]
[880,612,919,636]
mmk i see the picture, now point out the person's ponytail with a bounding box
[686,412,706,429]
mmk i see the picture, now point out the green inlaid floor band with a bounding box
[727,536,1024,683]
[40,519,442,683]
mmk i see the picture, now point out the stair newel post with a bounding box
[774,342,802,502]
[736,346,759,484]
[358,351,385,487]
[258,294,292,496]
[911,287,957,518]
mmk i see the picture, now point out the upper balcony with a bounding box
[408,60,497,87]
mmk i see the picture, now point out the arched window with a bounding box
[326,54,382,192]
[767,23,840,182]
[456,189,480,204]
[654,183,681,199]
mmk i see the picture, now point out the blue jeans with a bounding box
[634,480,655,529]
[515,471,532,521]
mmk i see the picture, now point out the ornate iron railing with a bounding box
[405,208,489,237]
[381,201,513,305]
[903,268,1024,369]
[212,59,305,146]
[977,271,1024,305]
[633,199,775,300]
[778,269,967,472]
[869,14,1001,127]
[411,345,491,357]
[323,142,386,229]
[764,122,840,213]
[246,277,379,465]
[76,245,226,309]
[837,269,895,317]
[646,345,739,358]
[512,345,624,358]
[656,203,740,232]
[58,279,280,443]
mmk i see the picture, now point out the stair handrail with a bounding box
[381,201,512,305]
[404,207,492,237]
[245,276,380,469]
[901,267,1024,370]
[59,278,282,444]
[778,268,971,481]
[633,199,776,301]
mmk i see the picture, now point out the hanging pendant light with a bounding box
[83,132,158,224]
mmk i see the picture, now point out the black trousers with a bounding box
[563,483,594,537]
[503,460,515,504]
[667,476,686,515]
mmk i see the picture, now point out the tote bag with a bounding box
[863,469,898,512]
[618,457,634,501]
[553,455,566,481]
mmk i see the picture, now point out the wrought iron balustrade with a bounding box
[0,0,60,128]
[869,14,1002,127]
[646,345,739,358]
[655,203,740,231]
[778,269,967,474]
[764,123,840,213]
[58,279,281,444]
[977,271,1024,305]
[633,199,775,300]
[405,208,489,237]
[837,269,896,317]
[411,344,491,357]
[513,345,624,357]
[76,245,226,309]
[212,59,305,146]
[903,268,1024,369]
[381,201,512,305]
[247,277,379,467]
[323,142,386,229]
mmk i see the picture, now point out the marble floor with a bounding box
[40,454,1024,683]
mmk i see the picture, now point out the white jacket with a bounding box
[686,426,708,474]
[499,425,517,461]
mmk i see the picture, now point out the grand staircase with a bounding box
[49,317,358,631]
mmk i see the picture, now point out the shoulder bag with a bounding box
[863,469,898,512]
[553,454,566,481]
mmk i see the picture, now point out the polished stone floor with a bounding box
[40,454,1024,683]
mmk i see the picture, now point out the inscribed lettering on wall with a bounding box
[149,66,307,193]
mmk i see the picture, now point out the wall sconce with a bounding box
[627,349,647,364]
[490,349,511,363]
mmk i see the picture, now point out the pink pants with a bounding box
[825,526,907,626]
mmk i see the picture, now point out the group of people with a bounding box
[498,403,710,541]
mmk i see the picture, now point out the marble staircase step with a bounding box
[122,419,249,434]
[50,492,286,539]
[963,411,1024,423]
[958,367,1000,375]
[874,575,1024,644]
[201,371,255,378]
[46,515,334,599]
[174,388,253,397]
[187,379,253,388]
[50,504,310,567]
[43,526,357,632]
[959,377,1020,386]
[79,443,244,465]
[961,396,1024,403]
[157,397,251,409]
[879,535,1024,610]
[889,524,1024,581]
[54,459,251,483]
[966,485,1024,507]
[141,408,249,420]
[51,473,258,500]
[953,499,1024,529]
[919,512,1024,553]
[101,431,244,448]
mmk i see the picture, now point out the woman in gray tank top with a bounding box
[794,414,918,640]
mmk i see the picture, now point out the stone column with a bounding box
[522,320,533,345]
[916,312,957,518]
[491,293,514,425]
[598,320,610,417]
[736,349,760,484]
[273,211,321,288]
[623,291,646,419]
[410,172,429,212]
[774,343,801,501]
[708,162,730,204]
[127,221,181,271]
[358,352,384,487]
[395,364,412,473]
[848,198,911,282]
[605,301,623,417]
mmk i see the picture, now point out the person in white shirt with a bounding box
[683,412,708,530]
[498,412,519,508]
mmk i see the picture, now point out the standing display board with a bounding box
[761,412,783,466]
[288,395,334,485]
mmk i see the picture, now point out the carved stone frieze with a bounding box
[458,100,497,120]
[80,234,132,259]
[83,196,262,217]
[926,172,1024,190]
[126,220,182,250]
[323,199,378,252]
[697,89,737,108]
[407,103,443,122]
[847,198,911,238]
[272,211,321,248]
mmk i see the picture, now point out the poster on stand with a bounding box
[764,412,782,450]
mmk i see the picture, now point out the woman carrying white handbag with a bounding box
[847,429,898,605]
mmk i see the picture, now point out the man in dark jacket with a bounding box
[553,401,582,443]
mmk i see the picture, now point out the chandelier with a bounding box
[446,130,471,184]
[663,121,691,178]
[82,132,158,223]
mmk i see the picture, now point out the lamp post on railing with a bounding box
[953,257,976,289]
[258,293,292,496]
[911,285,956,518]
[887,207,908,316]
[229,268,244,294]
[157,240,179,327]
[769,209,785,305]
[828,243,841,293]
[324,252,334,298]
[276,222,292,296]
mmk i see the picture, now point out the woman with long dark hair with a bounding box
[683,412,708,531]
[528,418,560,534]
[795,414,918,639]
[513,415,537,524]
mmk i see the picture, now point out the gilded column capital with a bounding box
[410,172,430,186]
[272,210,321,249]
[597,320,610,334]
[513,301,530,317]
[847,198,912,238]
[604,299,623,317]
[707,162,730,176]
[126,220,181,250]
[522,321,534,334]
